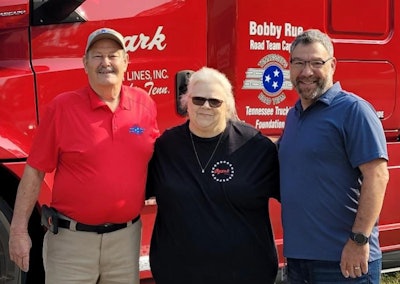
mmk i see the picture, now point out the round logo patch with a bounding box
[211,161,234,183]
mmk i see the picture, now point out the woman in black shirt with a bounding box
[146,67,280,284]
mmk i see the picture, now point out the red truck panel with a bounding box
[1,0,400,282]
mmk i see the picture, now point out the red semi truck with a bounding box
[1,0,399,283]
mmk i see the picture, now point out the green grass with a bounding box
[381,272,400,284]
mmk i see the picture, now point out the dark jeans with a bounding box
[287,258,381,284]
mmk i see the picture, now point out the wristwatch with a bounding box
[350,232,369,245]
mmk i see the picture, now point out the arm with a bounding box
[353,158,389,241]
[9,164,45,272]
[340,158,389,278]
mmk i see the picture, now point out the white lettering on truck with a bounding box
[284,23,304,37]
[255,119,285,129]
[248,22,304,51]
[125,26,166,52]
[249,21,282,39]
[245,106,290,116]
[248,21,303,40]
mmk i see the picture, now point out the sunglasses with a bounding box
[191,96,224,108]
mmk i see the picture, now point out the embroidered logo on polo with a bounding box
[129,125,144,135]
[211,161,234,182]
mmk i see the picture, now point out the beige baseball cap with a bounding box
[85,28,126,53]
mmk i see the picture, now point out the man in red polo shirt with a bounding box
[9,27,159,284]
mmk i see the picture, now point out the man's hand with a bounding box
[340,239,369,278]
[8,164,44,272]
[9,230,32,272]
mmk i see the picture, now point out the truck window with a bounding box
[31,0,181,26]
[329,0,390,38]
[31,0,86,25]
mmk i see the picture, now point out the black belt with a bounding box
[58,215,140,234]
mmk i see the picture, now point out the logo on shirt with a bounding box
[211,161,234,183]
[129,125,144,135]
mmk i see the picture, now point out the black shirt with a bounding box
[147,120,280,284]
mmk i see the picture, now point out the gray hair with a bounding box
[290,29,334,57]
[180,67,239,121]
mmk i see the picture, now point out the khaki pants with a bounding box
[43,219,142,284]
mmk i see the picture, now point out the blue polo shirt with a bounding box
[278,82,388,261]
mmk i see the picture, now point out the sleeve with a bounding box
[149,94,160,141]
[27,102,60,172]
[344,100,388,168]
[146,137,160,199]
[249,132,280,202]
[264,137,280,201]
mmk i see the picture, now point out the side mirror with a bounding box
[175,70,193,116]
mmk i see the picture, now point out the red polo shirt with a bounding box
[28,86,159,225]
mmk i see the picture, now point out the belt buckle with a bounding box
[97,223,113,234]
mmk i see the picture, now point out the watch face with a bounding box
[355,234,365,243]
[352,233,368,245]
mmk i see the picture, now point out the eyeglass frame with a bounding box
[289,57,333,69]
[190,96,224,108]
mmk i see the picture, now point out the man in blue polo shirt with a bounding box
[278,29,389,283]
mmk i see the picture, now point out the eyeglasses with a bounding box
[290,57,333,69]
[191,96,224,108]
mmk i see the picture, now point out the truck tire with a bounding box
[0,197,25,284]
